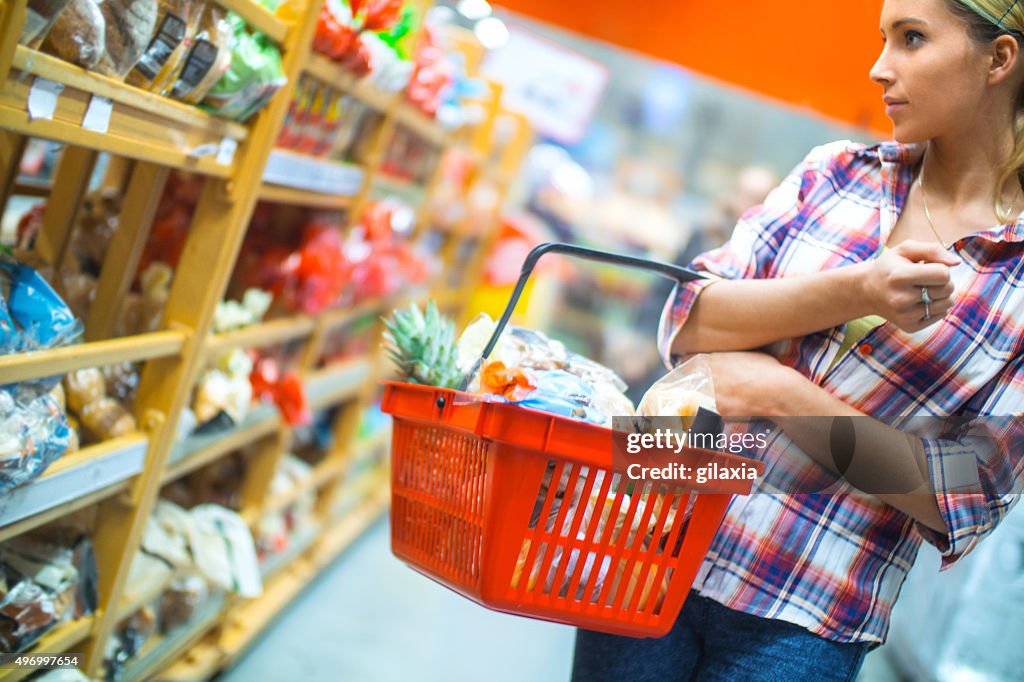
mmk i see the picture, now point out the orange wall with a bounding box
[494,1,890,134]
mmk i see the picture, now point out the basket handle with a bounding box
[461,242,706,389]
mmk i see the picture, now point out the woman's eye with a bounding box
[905,31,924,46]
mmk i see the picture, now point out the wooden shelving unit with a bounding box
[0,0,533,679]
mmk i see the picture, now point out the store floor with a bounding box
[217,517,905,682]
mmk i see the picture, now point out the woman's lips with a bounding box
[884,100,908,116]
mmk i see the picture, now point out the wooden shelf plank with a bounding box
[216,0,290,44]
[305,358,373,411]
[0,435,147,542]
[206,316,317,357]
[164,406,280,484]
[0,330,186,385]
[1,48,246,177]
[257,182,355,210]
[319,298,388,335]
[303,54,396,111]
[0,617,94,682]
[120,592,226,682]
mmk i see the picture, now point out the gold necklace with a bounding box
[918,154,1020,250]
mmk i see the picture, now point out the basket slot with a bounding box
[566,467,616,603]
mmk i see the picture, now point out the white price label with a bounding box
[217,137,238,166]
[188,142,219,159]
[82,95,113,133]
[27,78,63,121]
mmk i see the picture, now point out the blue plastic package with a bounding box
[0,383,72,494]
[0,256,82,353]
[514,370,608,426]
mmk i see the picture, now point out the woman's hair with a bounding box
[945,1,1024,221]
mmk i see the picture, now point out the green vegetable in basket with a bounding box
[383,301,461,390]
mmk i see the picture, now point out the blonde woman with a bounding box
[573,0,1024,680]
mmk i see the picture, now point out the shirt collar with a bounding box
[875,141,1024,244]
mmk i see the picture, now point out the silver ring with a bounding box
[921,287,932,320]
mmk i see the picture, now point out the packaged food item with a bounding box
[63,368,138,442]
[192,348,253,428]
[0,250,83,369]
[0,384,72,493]
[41,0,105,69]
[200,13,286,122]
[636,354,718,430]
[94,0,158,79]
[18,0,72,47]
[169,5,232,104]
[0,581,58,653]
[126,0,204,93]
[158,574,207,631]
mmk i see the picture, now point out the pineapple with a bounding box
[383,301,462,389]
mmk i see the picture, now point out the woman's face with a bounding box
[870,0,992,142]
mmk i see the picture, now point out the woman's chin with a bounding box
[889,123,929,145]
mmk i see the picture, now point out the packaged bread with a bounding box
[126,0,204,93]
[41,0,106,70]
[94,0,159,79]
[80,397,136,439]
[19,0,72,47]
[168,5,232,104]
[63,368,105,414]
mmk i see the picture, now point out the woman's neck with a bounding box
[924,119,1019,214]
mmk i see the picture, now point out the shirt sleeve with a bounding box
[915,353,1024,569]
[657,141,853,368]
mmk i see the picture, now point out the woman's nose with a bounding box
[870,48,894,85]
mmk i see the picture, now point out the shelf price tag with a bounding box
[27,78,63,121]
[82,95,113,133]
[217,137,238,166]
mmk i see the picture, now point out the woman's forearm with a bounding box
[769,369,949,533]
[673,262,875,354]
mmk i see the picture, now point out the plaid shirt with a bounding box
[658,140,1024,644]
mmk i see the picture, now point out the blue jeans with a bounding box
[571,592,870,682]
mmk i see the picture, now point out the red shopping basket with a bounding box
[381,243,763,638]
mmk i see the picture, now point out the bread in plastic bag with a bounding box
[168,4,232,104]
[94,0,159,79]
[636,353,718,429]
[19,0,73,47]
[0,580,58,653]
[41,0,106,69]
[126,0,204,93]
[0,384,72,493]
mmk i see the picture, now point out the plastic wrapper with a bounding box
[168,4,232,104]
[0,580,58,654]
[212,289,272,334]
[158,574,208,632]
[200,13,286,122]
[0,255,83,369]
[41,0,106,69]
[63,369,137,442]
[636,354,719,432]
[187,505,262,597]
[192,349,253,428]
[0,535,98,624]
[19,0,72,47]
[94,0,158,79]
[126,0,204,93]
[0,384,72,493]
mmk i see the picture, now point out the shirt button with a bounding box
[859,343,873,355]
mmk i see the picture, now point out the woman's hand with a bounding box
[708,352,803,417]
[862,240,960,333]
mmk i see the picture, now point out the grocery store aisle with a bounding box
[216,515,904,682]
[217,517,576,682]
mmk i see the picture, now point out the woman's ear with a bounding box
[989,34,1021,85]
